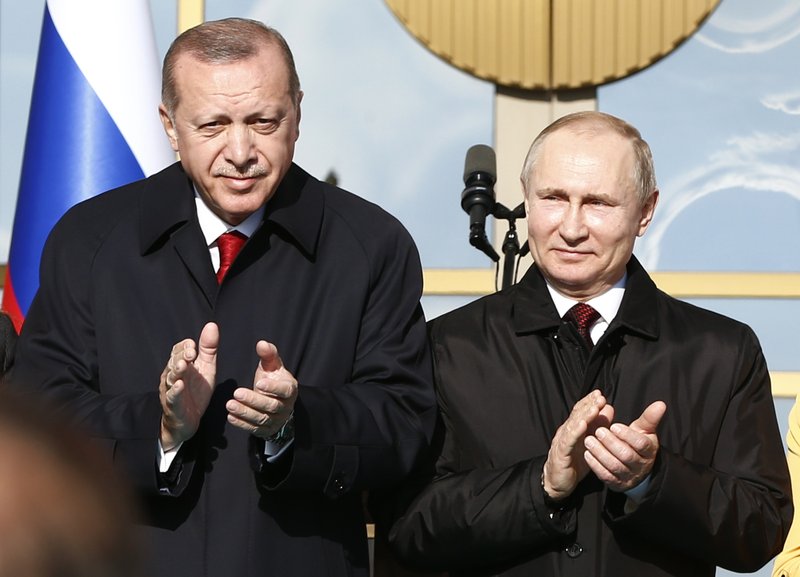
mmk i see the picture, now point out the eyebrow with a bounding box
[534,187,567,197]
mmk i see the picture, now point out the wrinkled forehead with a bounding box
[534,128,636,185]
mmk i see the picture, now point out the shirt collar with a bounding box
[139,162,324,260]
[546,274,627,325]
[194,188,264,246]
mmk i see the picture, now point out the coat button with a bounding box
[565,543,583,558]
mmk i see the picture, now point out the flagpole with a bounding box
[178,0,204,32]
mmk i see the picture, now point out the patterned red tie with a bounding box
[564,302,601,347]
[216,231,247,283]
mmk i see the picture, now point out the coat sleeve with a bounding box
[386,327,574,572]
[256,223,437,500]
[8,209,166,495]
[772,396,800,577]
[605,327,792,573]
[386,442,573,571]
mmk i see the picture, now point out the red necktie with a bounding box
[564,302,601,347]
[216,231,247,283]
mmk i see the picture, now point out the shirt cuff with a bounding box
[265,438,294,462]
[622,474,652,513]
[157,439,183,473]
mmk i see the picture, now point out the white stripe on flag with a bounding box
[47,0,173,176]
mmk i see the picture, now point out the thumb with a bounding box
[256,340,283,373]
[630,401,667,435]
[197,322,219,363]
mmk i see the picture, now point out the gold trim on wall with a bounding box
[2,263,798,396]
[772,373,800,399]
[423,269,800,298]
[420,268,800,398]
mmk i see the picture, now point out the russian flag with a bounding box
[1,0,174,333]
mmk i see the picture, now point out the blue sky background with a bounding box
[1,2,799,573]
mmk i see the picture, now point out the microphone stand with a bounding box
[490,202,527,290]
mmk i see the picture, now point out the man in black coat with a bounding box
[388,111,791,576]
[10,18,435,577]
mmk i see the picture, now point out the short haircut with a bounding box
[520,111,657,206]
[161,17,301,117]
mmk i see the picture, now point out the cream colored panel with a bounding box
[178,0,204,33]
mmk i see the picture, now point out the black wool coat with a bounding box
[390,258,791,577]
[12,162,437,577]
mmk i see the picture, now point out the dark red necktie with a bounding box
[564,302,601,347]
[216,231,247,283]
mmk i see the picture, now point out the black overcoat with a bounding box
[12,162,436,577]
[390,259,791,577]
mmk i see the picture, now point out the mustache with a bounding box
[214,165,268,178]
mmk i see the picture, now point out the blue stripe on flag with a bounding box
[7,5,146,317]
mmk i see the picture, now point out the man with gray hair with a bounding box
[388,111,791,576]
[11,18,435,577]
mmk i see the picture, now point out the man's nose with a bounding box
[224,125,256,167]
[559,204,589,242]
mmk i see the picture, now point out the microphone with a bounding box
[461,145,500,262]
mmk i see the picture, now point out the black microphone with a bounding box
[461,145,500,262]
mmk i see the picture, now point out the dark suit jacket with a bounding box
[389,258,791,577]
[11,162,436,577]
[0,312,16,378]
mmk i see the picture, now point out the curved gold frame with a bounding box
[385,0,721,90]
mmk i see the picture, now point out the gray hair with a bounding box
[520,111,657,206]
[161,17,301,117]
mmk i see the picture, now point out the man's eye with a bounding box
[255,119,278,131]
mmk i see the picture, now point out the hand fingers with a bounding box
[585,425,657,490]
[254,374,297,399]
[226,388,293,436]
[166,340,197,381]
[159,376,187,420]
[196,322,220,364]
[585,429,635,484]
[559,390,607,447]
[230,387,291,416]
[608,423,657,458]
[584,443,624,486]
[590,404,615,433]
[256,340,283,373]
[630,400,667,435]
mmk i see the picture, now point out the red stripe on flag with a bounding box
[1,269,24,334]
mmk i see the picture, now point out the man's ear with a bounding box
[637,189,659,237]
[158,104,179,152]
[520,177,531,215]
[293,90,304,141]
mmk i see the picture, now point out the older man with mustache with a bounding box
[10,17,435,577]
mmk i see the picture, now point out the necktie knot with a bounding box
[216,230,247,283]
[564,302,601,347]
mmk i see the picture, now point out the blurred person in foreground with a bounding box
[9,17,435,577]
[387,111,791,577]
[0,390,141,577]
[773,396,800,577]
